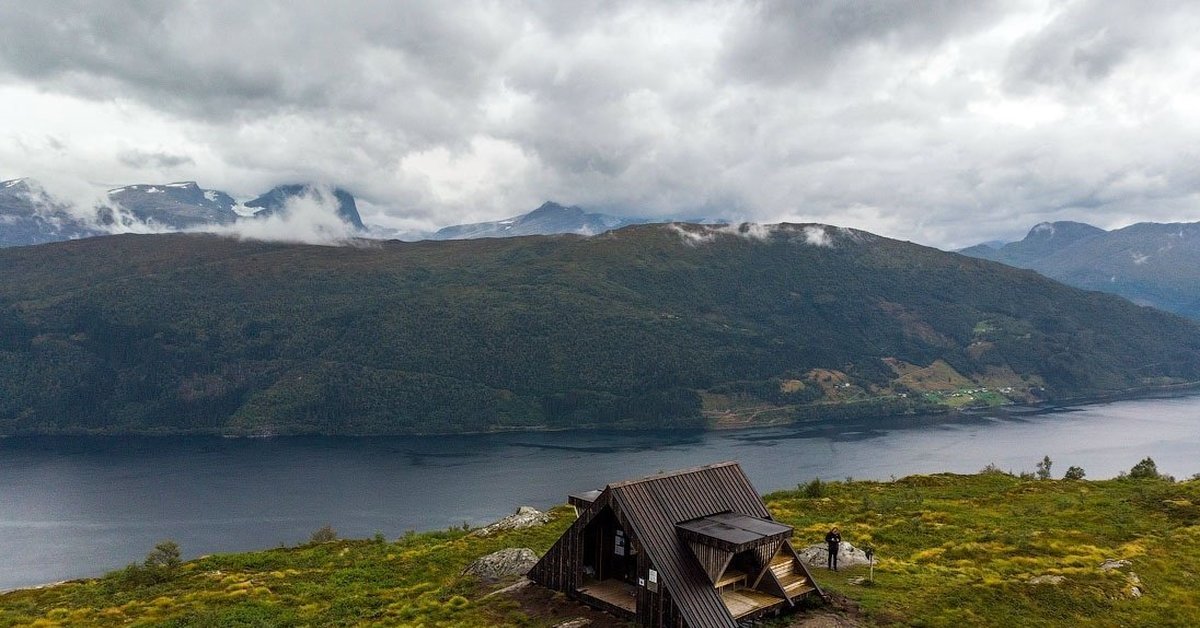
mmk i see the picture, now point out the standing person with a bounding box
[825,527,842,571]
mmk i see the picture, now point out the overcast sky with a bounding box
[3,1,1199,248]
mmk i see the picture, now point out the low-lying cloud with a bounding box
[200,186,360,245]
[668,222,840,247]
[15,180,364,245]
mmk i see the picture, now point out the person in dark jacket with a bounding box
[825,527,842,571]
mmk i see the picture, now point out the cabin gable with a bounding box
[528,461,822,628]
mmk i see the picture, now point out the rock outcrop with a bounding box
[797,541,873,569]
[462,548,539,580]
[470,506,550,537]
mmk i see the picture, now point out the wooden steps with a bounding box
[769,554,794,580]
[770,552,816,598]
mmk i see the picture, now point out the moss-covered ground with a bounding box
[2,473,1197,627]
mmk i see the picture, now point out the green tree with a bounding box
[144,540,181,570]
[1036,455,1053,480]
[1129,457,1161,480]
[1064,465,1086,480]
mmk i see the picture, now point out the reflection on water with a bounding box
[2,393,1199,590]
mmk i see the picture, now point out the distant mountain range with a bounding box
[3,223,1199,435]
[0,179,99,247]
[0,179,365,247]
[960,220,1200,319]
[430,201,643,240]
[1,178,663,246]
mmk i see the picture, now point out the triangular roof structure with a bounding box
[529,461,821,628]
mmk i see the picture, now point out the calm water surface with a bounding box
[3,394,1200,590]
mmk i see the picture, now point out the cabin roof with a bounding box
[676,511,792,551]
[606,461,775,628]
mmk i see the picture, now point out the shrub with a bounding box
[1064,466,1086,480]
[310,524,338,543]
[801,477,825,498]
[979,462,1009,475]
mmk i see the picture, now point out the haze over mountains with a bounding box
[0,178,368,246]
[961,221,1200,320]
[430,201,643,240]
[3,223,1198,436]
[0,178,665,246]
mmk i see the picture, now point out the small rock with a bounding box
[554,619,593,628]
[797,541,872,569]
[1099,559,1131,571]
[462,548,539,580]
[1028,575,1066,585]
[470,506,551,537]
[1124,571,1143,598]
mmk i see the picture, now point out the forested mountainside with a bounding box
[2,223,1199,435]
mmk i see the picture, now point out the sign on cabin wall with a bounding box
[647,569,659,593]
[614,529,625,556]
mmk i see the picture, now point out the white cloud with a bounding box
[201,187,359,245]
[2,1,1200,249]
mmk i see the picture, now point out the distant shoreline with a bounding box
[3,382,1199,440]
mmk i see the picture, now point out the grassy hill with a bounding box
[3,469,1197,627]
[3,223,1200,435]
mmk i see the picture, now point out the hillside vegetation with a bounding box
[3,470,1197,627]
[2,224,1200,435]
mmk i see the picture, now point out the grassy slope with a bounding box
[4,474,1198,627]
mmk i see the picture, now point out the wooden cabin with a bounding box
[529,461,821,627]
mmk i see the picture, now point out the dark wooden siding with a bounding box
[530,461,813,628]
[612,462,773,628]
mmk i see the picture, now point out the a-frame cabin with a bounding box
[529,462,822,627]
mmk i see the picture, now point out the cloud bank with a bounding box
[3,1,1200,248]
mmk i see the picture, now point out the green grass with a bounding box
[3,475,1198,627]
[771,473,1200,627]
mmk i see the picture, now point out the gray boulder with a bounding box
[470,506,550,537]
[462,548,539,580]
[797,541,872,569]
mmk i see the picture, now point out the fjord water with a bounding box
[3,395,1200,591]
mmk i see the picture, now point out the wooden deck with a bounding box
[577,578,637,616]
[721,587,786,619]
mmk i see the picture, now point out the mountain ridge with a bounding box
[2,222,1198,435]
[431,201,643,240]
[0,179,367,246]
[960,219,1200,319]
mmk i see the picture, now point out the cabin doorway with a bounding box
[577,506,638,614]
[581,506,637,584]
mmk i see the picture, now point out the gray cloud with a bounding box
[2,0,1200,249]
[117,149,195,169]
